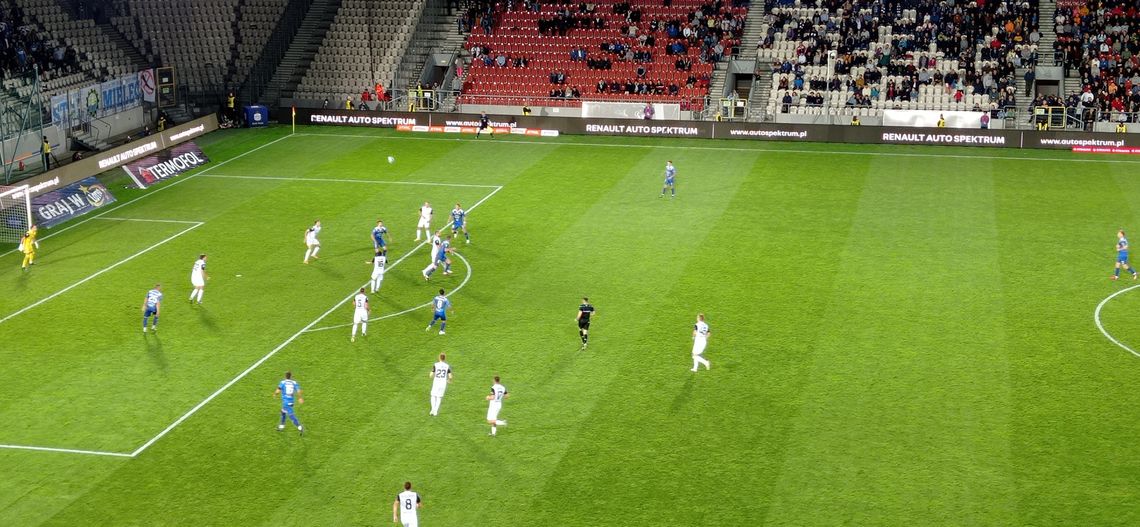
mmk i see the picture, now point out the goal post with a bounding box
[0,184,32,245]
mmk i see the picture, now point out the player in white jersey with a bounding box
[415,202,433,241]
[430,233,442,261]
[189,254,208,304]
[392,481,422,527]
[690,313,711,372]
[422,234,443,280]
[303,220,321,264]
[486,375,509,436]
[350,287,370,342]
[429,353,452,416]
[366,249,387,293]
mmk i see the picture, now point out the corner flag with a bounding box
[291,105,296,134]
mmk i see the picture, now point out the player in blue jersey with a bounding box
[426,288,451,335]
[371,220,388,251]
[141,283,163,333]
[1115,229,1139,280]
[659,160,676,198]
[274,371,304,434]
[422,235,453,279]
[451,202,471,244]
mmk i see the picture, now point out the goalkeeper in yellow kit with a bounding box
[19,224,37,270]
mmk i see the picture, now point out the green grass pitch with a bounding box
[3,125,1140,525]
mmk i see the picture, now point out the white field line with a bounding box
[305,250,473,333]
[0,443,132,458]
[1094,284,1140,359]
[129,185,503,457]
[296,131,1140,165]
[0,221,204,325]
[96,217,203,224]
[197,173,500,189]
[0,134,294,260]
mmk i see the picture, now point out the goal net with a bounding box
[0,184,32,245]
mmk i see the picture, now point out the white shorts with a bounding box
[417,218,431,229]
[431,384,447,398]
[400,517,418,527]
[692,339,707,356]
[306,239,319,247]
[191,275,205,288]
[371,269,384,281]
[353,309,369,324]
[486,401,502,421]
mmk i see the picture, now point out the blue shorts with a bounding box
[1119,252,1130,263]
[432,310,447,322]
[452,221,463,230]
[374,237,386,248]
[664,177,674,186]
[144,306,157,317]
[281,402,295,413]
[436,252,448,263]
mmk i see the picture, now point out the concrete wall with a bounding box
[2,125,66,170]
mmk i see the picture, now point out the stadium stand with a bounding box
[232,0,289,87]
[0,0,139,104]
[1052,0,1140,122]
[120,0,236,94]
[293,0,423,107]
[758,0,1038,119]
[457,0,750,110]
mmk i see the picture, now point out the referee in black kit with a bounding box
[576,297,595,349]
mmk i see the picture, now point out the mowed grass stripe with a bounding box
[990,160,1140,525]
[497,147,756,525]
[517,151,870,525]
[760,155,1015,525]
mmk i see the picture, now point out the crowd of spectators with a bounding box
[762,0,1037,114]
[461,0,745,104]
[0,6,79,81]
[1052,0,1140,123]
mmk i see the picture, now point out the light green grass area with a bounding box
[2,125,1140,526]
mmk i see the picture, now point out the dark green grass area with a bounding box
[2,126,1140,525]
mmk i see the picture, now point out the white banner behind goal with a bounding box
[581,101,682,120]
[0,184,32,244]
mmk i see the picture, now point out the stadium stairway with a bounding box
[392,0,459,94]
[739,3,766,120]
[97,19,149,70]
[262,0,341,106]
[1039,0,1057,67]
[1013,65,1030,126]
[748,70,770,121]
[707,61,729,104]
[225,0,248,84]
[55,0,149,68]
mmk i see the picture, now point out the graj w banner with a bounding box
[121,141,210,189]
[31,176,117,228]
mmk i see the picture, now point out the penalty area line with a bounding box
[1094,283,1140,359]
[0,221,204,326]
[197,173,501,189]
[0,134,294,261]
[0,443,133,458]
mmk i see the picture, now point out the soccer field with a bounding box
[3,126,1140,525]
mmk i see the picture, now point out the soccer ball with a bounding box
[387,156,395,164]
